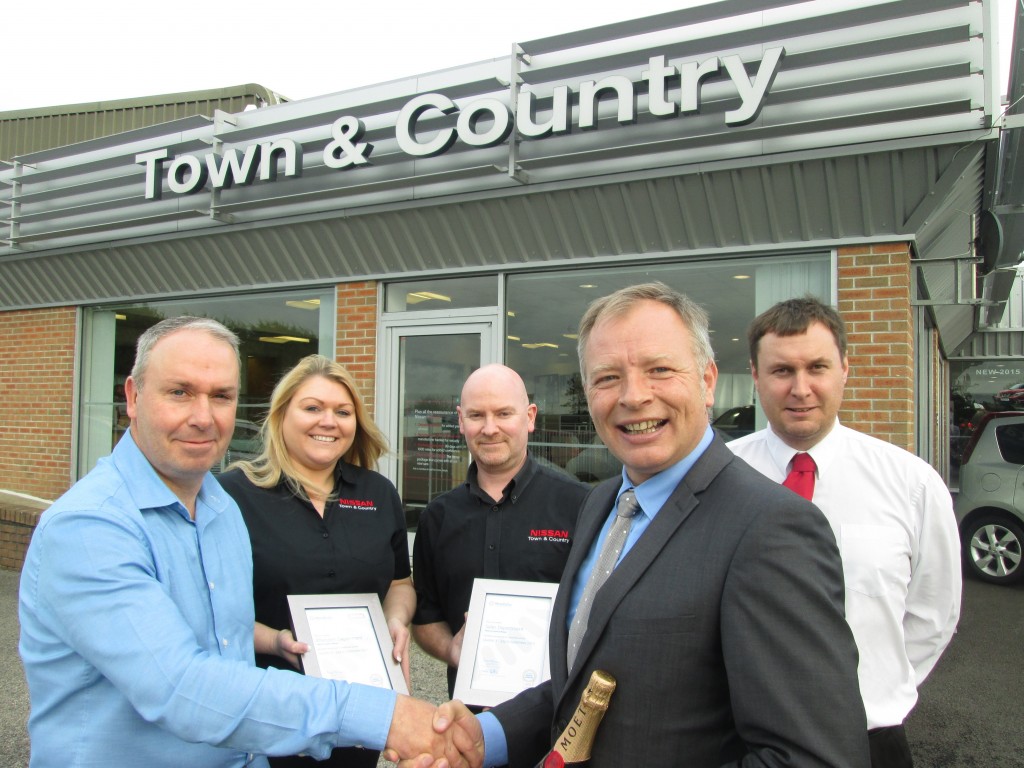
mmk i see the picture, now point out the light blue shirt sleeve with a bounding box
[477,711,510,767]
[18,432,397,766]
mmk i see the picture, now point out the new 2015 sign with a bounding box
[136,48,784,200]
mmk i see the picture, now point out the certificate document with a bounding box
[287,593,408,694]
[454,579,558,707]
[305,606,389,687]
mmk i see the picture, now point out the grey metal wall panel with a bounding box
[0,85,284,162]
[0,0,996,268]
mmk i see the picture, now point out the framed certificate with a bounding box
[453,578,559,707]
[287,593,408,695]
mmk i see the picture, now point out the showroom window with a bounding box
[949,360,1024,487]
[504,255,832,484]
[77,289,335,478]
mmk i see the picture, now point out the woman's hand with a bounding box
[388,616,413,691]
[274,627,308,670]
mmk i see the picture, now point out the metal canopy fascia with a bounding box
[0,136,988,311]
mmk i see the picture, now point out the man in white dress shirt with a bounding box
[728,297,961,768]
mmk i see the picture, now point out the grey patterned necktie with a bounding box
[566,490,641,672]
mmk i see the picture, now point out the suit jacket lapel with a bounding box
[548,481,616,690]
[552,438,736,710]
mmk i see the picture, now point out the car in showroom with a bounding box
[711,404,756,442]
[216,419,263,471]
[954,411,1024,585]
[993,382,1024,410]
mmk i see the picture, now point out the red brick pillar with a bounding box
[335,282,379,417]
[837,244,914,451]
[0,307,77,499]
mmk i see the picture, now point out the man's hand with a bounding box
[382,697,483,768]
[434,700,483,768]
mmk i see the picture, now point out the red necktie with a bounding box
[783,452,816,500]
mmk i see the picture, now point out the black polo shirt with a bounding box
[219,462,410,673]
[412,454,588,691]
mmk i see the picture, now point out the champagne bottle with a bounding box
[539,670,617,768]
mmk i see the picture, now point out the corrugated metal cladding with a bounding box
[954,328,1024,360]
[0,142,986,307]
[0,0,1002,315]
[0,84,285,164]
[952,271,1024,359]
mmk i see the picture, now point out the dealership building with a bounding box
[1,0,1022,565]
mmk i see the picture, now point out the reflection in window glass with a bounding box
[385,275,496,312]
[505,256,830,484]
[949,360,1024,486]
[78,290,332,478]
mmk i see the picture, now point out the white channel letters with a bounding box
[137,47,784,200]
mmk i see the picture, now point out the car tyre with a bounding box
[962,514,1024,585]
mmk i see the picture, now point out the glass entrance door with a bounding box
[379,320,496,529]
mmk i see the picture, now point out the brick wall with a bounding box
[0,307,77,500]
[335,281,379,418]
[837,244,914,451]
[0,504,41,572]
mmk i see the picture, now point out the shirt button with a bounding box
[328,570,336,577]
[208,581,215,590]
[322,532,329,539]
[488,544,495,551]
[222,638,229,647]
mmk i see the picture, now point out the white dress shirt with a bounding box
[729,421,961,729]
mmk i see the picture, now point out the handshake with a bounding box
[382,695,485,768]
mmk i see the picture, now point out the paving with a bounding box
[0,569,29,768]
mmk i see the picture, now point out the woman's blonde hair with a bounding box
[230,354,388,498]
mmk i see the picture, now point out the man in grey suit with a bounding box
[397,283,869,768]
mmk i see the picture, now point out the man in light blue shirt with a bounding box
[19,316,446,768]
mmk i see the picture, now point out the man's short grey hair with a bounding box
[576,281,715,374]
[131,316,240,387]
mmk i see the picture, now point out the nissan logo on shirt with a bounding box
[529,529,570,544]
[338,498,377,512]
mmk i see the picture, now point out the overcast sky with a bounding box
[3,0,1017,112]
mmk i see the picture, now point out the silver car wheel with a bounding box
[967,519,1024,584]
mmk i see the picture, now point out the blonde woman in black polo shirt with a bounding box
[220,354,413,768]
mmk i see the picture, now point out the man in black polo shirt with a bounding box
[412,364,589,696]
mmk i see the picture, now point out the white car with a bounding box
[955,411,1024,585]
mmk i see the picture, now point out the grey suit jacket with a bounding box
[491,436,869,767]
